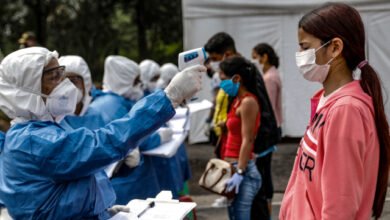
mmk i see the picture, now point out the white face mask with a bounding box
[124,84,144,101]
[146,81,157,92]
[251,59,264,74]
[156,78,167,89]
[43,78,78,119]
[76,88,83,104]
[295,41,334,83]
[209,61,221,73]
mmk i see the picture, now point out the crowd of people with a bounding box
[0,2,389,220]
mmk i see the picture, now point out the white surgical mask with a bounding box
[295,41,334,83]
[156,78,167,89]
[146,81,157,92]
[251,59,264,74]
[209,61,221,73]
[43,78,78,119]
[124,84,144,101]
[76,88,83,103]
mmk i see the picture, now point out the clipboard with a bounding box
[109,191,196,220]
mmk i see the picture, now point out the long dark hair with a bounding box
[299,3,390,218]
[219,56,262,105]
[253,43,279,68]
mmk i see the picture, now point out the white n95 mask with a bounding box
[147,81,157,92]
[76,88,83,103]
[209,61,221,73]
[44,78,79,118]
[124,84,144,101]
[295,41,334,83]
[251,59,264,74]
[156,78,167,89]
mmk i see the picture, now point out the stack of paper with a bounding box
[109,191,197,220]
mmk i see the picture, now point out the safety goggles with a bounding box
[42,65,66,85]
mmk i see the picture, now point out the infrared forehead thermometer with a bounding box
[178,47,208,71]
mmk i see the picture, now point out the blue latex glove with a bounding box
[225,173,244,194]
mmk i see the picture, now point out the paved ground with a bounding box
[187,140,390,219]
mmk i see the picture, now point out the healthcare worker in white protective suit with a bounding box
[100,56,173,149]
[96,55,171,204]
[0,47,205,219]
[59,55,93,116]
[58,55,108,131]
[157,63,179,89]
[139,59,161,96]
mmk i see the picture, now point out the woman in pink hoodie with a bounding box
[280,3,390,220]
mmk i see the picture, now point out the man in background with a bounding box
[18,31,38,48]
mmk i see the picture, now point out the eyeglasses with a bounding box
[42,65,65,85]
[66,75,84,84]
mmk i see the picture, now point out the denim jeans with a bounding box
[228,160,262,220]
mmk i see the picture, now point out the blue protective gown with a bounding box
[0,131,4,153]
[0,90,175,219]
[85,90,163,204]
[0,131,4,207]
[142,89,190,198]
[176,143,192,184]
[87,91,133,125]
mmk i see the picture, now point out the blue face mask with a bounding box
[220,79,240,97]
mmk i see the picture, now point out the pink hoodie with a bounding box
[280,80,379,220]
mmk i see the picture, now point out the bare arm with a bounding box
[237,96,259,171]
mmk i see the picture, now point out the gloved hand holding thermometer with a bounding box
[178,47,208,71]
[164,47,207,107]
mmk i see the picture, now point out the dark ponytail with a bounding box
[219,56,262,105]
[360,64,390,218]
[299,3,390,218]
[253,43,280,68]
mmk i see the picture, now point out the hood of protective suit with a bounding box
[157,63,179,89]
[0,47,58,124]
[103,55,140,97]
[139,59,160,91]
[59,55,93,115]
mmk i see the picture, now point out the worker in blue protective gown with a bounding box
[159,64,193,190]
[159,63,192,188]
[91,55,174,204]
[58,55,106,130]
[59,55,155,209]
[0,47,205,219]
[139,59,161,96]
[59,55,159,211]
[62,55,159,203]
[140,62,192,198]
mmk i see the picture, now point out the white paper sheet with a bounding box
[109,191,196,220]
[187,99,213,113]
[142,132,188,158]
[135,201,196,220]
[104,162,119,178]
[142,108,190,158]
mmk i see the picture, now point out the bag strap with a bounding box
[202,163,228,188]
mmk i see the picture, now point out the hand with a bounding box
[124,148,141,168]
[164,65,205,107]
[157,127,173,144]
[217,121,227,133]
[107,205,130,216]
[225,173,244,194]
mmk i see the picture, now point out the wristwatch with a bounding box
[236,168,245,175]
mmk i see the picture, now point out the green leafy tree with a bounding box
[0,0,183,82]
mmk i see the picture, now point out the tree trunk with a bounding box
[135,0,147,61]
[35,0,47,46]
